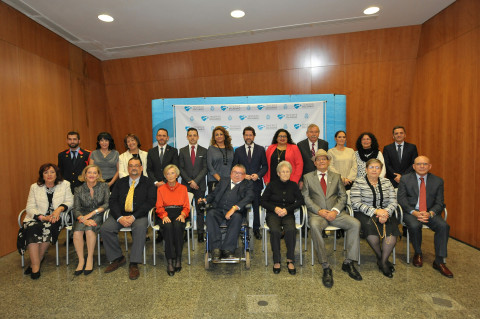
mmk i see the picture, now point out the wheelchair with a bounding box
[201,202,252,270]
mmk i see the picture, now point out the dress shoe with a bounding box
[412,253,423,267]
[104,256,126,273]
[253,229,262,240]
[433,261,453,278]
[31,271,41,280]
[129,264,140,280]
[175,260,182,273]
[84,266,94,276]
[386,260,395,273]
[377,261,393,278]
[74,269,83,276]
[322,230,328,238]
[197,233,205,243]
[222,250,235,259]
[212,249,221,263]
[342,261,362,281]
[322,268,334,288]
[273,265,281,274]
[287,261,296,275]
[24,266,32,275]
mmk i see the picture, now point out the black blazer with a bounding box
[147,145,179,183]
[178,144,208,192]
[232,144,268,191]
[297,138,329,176]
[206,178,254,212]
[383,142,418,187]
[109,175,156,220]
[58,148,91,193]
[397,172,444,215]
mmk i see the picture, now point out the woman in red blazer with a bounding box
[265,129,303,184]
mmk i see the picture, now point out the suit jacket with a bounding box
[206,178,254,212]
[109,175,157,220]
[147,145,179,183]
[232,143,268,191]
[58,148,91,192]
[25,181,73,222]
[397,172,444,216]
[301,169,346,215]
[383,142,418,187]
[297,138,329,176]
[178,144,207,192]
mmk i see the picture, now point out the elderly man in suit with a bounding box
[58,131,91,194]
[200,164,254,262]
[101,157,156,280]
[397,155,453,278]
[383,126,418,188]
[233,126,268,240]
[302,149,362,288]
[179,127,208,242]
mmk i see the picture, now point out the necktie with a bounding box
[247,146,252,162]
[320,173,327,196]
[125,180,135,212]
[397,144,402,162]
[71,151,77,165]
[311,143,316,157]
[419,177,427,212]
[191,146,196,166]
[159,147,164,164]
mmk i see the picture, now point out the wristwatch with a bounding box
[95,209,99,214]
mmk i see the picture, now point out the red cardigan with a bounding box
[155,182,190,219]
[264,144,303,183]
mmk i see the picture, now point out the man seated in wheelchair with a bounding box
[199,164,254,262]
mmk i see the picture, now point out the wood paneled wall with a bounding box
[0,3,108,256]
[410,0,480,246]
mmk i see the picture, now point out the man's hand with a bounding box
[251,174,259,181]
[318,209,337,221]
[155,181,165,187]
[244,174,252,180]
[394,173,401,183]
[188,180,199,190]
[198,198,206,204]
[225,207,237,220]
[119,216,134,227]
[413,211,430,223]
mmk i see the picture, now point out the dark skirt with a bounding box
[354,211,400,238]
[17,219,62,255]
[73,214,103,233]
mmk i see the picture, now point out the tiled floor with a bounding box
[1,229,479,318]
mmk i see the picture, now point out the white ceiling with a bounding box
[3,0,455,61]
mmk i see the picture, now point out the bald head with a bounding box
[413,156,432,176]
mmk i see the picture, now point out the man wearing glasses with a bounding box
[200,164,254,261]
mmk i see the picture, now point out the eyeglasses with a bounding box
[414,163,430,167]
[278,135,287,138]
[232,171,245,175]
[128,164,141,168]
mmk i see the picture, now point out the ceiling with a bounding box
[3,0,455,61]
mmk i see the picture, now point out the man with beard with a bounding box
[58,131,91,194]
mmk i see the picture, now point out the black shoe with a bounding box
[322,268,334,288]
[31,271,41,280]
[222,250,235,259]
[197,233,205,243]
[287,261,296,275]
[212,249,221,263]
[175,259,182,272]
[167,261,175,276]
[24,266,32,275]
[253,229,262,240]
[377,261,393,278]
[336,230,344,239]
[386,260,395,273]
[342,261,362,281]
[84,264,94,276]
[322,230,328,238]
[74,264,85,276]
[273,264,281,274]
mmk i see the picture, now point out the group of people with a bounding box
[18,125,453,285]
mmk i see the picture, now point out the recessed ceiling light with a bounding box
[363,6,380,15]
[231,10,245,18]
[98,14,114,22]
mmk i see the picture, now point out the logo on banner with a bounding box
[294,124,302,129]
[305,113,309,119]
[222,125,230,130]
[257,105,264,110]
[277,114,285,120]
[247,106,251,110]
[239,115,247,121]
[283,104,288,109]
[257,125,265,130]
[184,106,192,112]
[185,126,191,131]
[266,115,270,120]
[228,116,232,120]
[190,116,195,121]
[284,124,288,129]
[201,116,208,121]
[210,106,215,111]
[221,106,228,111]
[294,104,301,109]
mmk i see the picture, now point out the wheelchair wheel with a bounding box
[204,252,210,269]
[245,251,250,270]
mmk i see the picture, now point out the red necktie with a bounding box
[320,173,327,196]
[311,143,315,157]
[419,177,427,212]
[191,146,195,166]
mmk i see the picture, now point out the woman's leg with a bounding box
[381,235,397,266]
[266,213,282,267]
[73,231,85,271]
[28,243,41,273]
[366,235,382,259]
[85,230,97,270]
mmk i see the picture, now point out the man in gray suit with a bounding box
[179,127,208,242]
[302,149,362,288]
[397,155,453,278]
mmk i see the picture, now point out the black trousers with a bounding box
[266,212,296,263]
[206,209,243,252]
[159,210,185,260]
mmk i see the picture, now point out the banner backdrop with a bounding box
[174,101,326,148]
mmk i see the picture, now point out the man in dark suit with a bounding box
[383,126,418,188]
[201,164,254,262]
[147,128,179,187]
[302,149,362,288]
[233,126,268,240]
[397,155,453,278]
[178,128,208,242]
[101,157,156,280]
[58,131,90,193]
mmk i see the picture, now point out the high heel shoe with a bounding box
[377,261,393,278]
[84,266,94,276]
[24,266,32,275]
[167,260,175,276]
[175,259,182,273]
[74,264,85,276]
[273,264,281,274]
[287,261,296,275]
[386,260,395,273]
[31,271,41,280]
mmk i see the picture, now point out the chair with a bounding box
[103,209,146,264]
[149,192,194,266]
[64,209,103,266]
[262,205,306,266]
[18,209,61,267]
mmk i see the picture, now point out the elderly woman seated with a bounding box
[72,164,110,276]
[155,164,190,276]
[17,163,73,279]
[260,161,304,275]
[350,158,399,278]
